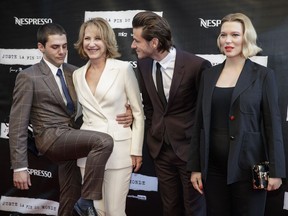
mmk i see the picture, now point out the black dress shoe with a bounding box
[73,202,98,216]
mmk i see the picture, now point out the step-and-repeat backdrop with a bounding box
[0,1,288,215]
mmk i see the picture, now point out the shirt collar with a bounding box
[155,47,176,69]
[43,58,63,76]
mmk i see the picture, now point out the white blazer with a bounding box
[73,59,144,169]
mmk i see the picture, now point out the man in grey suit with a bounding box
[9,23,132,216]
[131,12,211,216]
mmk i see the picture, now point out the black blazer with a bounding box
[187,59,286,184]
[137,48,211,161]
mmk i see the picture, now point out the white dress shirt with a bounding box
[43,58,68,105]
[152,47,176,102]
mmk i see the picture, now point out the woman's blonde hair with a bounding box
[217,13,262,58]
[74,17,121,59]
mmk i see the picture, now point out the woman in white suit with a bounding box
[73,18,144,216]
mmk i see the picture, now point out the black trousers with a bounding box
[154,144,206,216]
[205,172,267,216]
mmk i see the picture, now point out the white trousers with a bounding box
[80,166,132,216]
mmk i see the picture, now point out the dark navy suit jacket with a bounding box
[187,59,286,184]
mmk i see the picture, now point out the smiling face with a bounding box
[218,21,244,59]
[83,24,107,61]
[131,27,155,59]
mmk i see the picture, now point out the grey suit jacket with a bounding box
[9,59,78,169]
[137,48,211,161]
[187,59,286,184]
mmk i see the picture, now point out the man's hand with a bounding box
[116,104,133,128]
[13,170,31,190]
[131,155,142,172]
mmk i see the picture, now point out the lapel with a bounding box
[38,59,68,113]
[202,59,257,121]
[141,58,165,109]
[77,59,118,117]
[168,49,185,107]
[62,63,77,109]
[230,59,257,106]
[95,59,118,102]
[202,63,223,126]
[140,49,186,111]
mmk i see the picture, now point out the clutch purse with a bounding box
[252,161,269,189]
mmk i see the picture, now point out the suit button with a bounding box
[230,115,235,121]
[230,136,235,140]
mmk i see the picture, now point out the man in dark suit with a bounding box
[131,11,211,216]
[9,23,132,216]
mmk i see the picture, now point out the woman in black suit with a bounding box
[187,13,285,216]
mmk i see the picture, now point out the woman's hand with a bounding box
[190,172,204,194]
[131,155,142,172]
[267,177,282,191]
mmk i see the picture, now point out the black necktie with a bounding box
[155,63,170,145]
[156,62,167,107]
[56,69,74,113]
